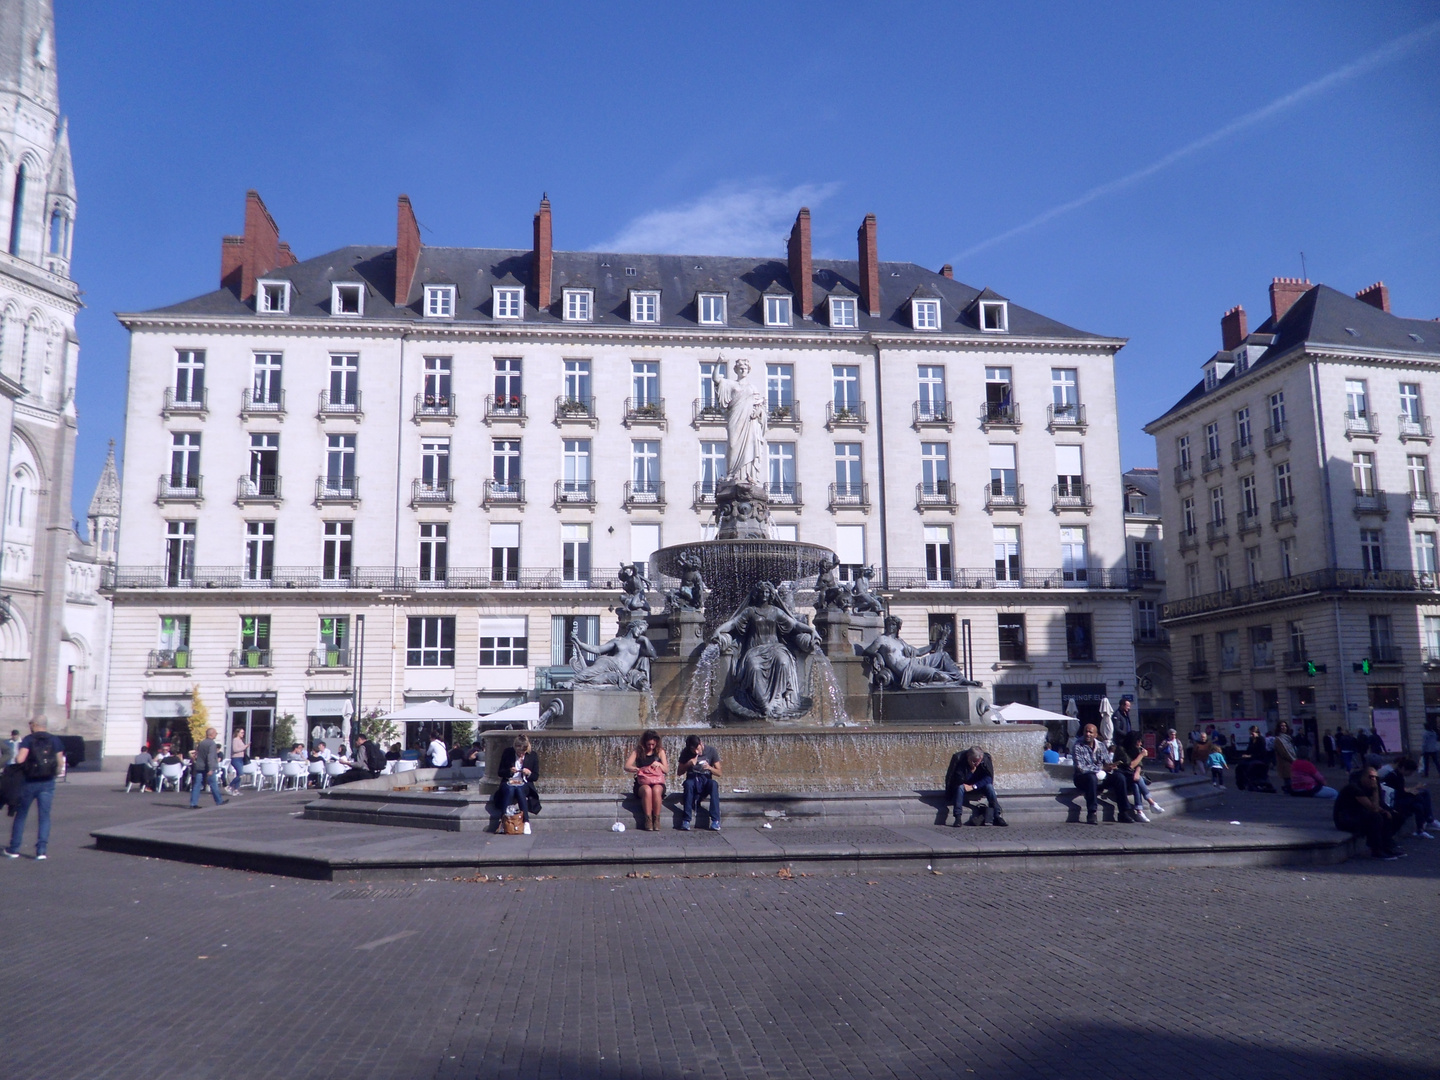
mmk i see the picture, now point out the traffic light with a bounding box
[1353,658,1372,674]
[1305,660,1328,675]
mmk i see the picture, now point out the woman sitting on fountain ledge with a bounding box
[490,735,540,832]
[624,730,669,831]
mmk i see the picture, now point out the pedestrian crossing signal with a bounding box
[1305,661,1327,675]
[1352,659,1372,674]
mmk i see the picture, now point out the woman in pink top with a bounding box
[1287,758,1337,799]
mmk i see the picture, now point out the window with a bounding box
[1288,621,1307,660]
[766,364,794,411]
[1353,452,1376,495]
[562,439,591,497]
[925,525,953,583]
[834,443,862,496]
[174,350,205,404]
[258,280,290,314]
[329,353,359,407]
[1345,379,1368,420]
[169,432,200,489]
[768,443,796,500]
[770,523,797,542]
[630,524,661,575]
[1235,406,1252,447]
[1241,475,1259,517]
[1275,462,1294,506]
[983,367,1013,424]
[494,357,522,406]
[697,293,726,325]
[1209,486,1225,524]
[165,521,195,584]
[1214,554,1230,592]
[252,352,282,406]
[552,615,600,666]
[828,296,857,328]
[989,444,1017,497]
[1281,537,1296,578]
[6,163,21,256]
[479,617,528,667]
[1055,445,1083,497]
[920,443,949,496]
[424,284,456,318]
[913,298,941,330]
[492,439,521,491]
[407,616,455,667]
[699,360,726,412]
[324,434,356,496]
[563,359,591,406]
[1416,532,1437,573]
[993,525,1020,584]
[1369,614,1393,655]
[1246,545,1262,585]
[1191,635,1206,666]
[978,299,1007,332]
[423,356,452,406]
[1177,435,1192,471]
[632,361,659,407]
[764,294,792,327]
[240,615,271,653]
[834,524,865,580]
[563,289,593,322]
[629,290,660,323]
[1060,526,1088,583]
[1182,497,1197,534]
[490,522,520,583]
[493,286,522,319]
[833,365,860,412]
[917,365,947,419]
[1269,391,1286,431]
[1218,630,1240,671]
[247,433,279,495]
[998,614,1026,662]
[1408,455,1430,496]
[1401,383,1423,424]
[319,616,348,659]
[322,521,352,580]
[421,438,450,489]
[1360,528,1384,572]
[159,615,191,652]
[1065,613,1094,662]
[244,521,274,581]
[1133,541,1154,579]
[562,523,591,583]
[700,441,726,496]
[418,522,448,582]
[1135,601,1158,641]
[1185,562,1200,597]
[1051,369,1078,415]
[1205,422,1221,460]
[631,440,661,497]
[332,283,364,316]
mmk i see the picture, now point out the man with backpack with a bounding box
[330,732,385,785]
[4,720,65,860]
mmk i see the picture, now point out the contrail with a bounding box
[955,19,1440,261]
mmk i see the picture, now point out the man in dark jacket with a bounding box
[331,733,386,785]
[4,720,66,859]
[945,746,1007,827]
[188,727,228,809]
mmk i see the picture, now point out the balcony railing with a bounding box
[1188,661,1209,679]
[554,479,597,506]
[411,478,454,506]
[1237,507,1264,535]
[315,476,359,503]
[692,399,726,426]
[1264,422,1290,449]
[1178,526,1200,551]
[880,566,1131,590]
[157,475,203,503]
[768,401,801,430]
[1410,493,1437,518]
[825,401,866,430]
[1046,403,1086,432]
[1206,517,1229,544]
[623,480,665,508]
[1270,499,1297,526]
[228,649,272,670]
[828,482,869,511]
[1163,567,1440,622]
[162,387,207,417]
[1345,410,1378,436]
[1173,463,1194,486]
[1052,483,1092,512]
[309,648,352,670]
[1371,645,1403,665]
[555,396,596,423]
[1133,627,1169,645]
[1283,650,1309,669]
[240,389,285,419]
[414,393,457,421]
[1398,414,1433,441]
[485,394,527,423]
[236,475,282,504]
[767,481,802,507]
[979,401,1019,430]
[1129,569,1161,588]
[693,481,718,508]
[1353,489,1388,517]
[916,481,957,510]
[623,398,666,427]
[912,400,952,429]
[482,479,526,507]
[983,482,1024,512]
[1201,451,1224,474]
[317,390,362,419]
[1424,649,1440,672]
[1231,438,1255,465]
[148,649,191,671]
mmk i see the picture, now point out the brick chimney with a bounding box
[1268,277,1311,324]
[939,264,953,279]
[857,213,879,317]
[1221,305,1248,351]
[531,194,553,311]
[219,190,294,302]
[787,207,813,319]
[394,194,421,307]
[1354,281,1390,313]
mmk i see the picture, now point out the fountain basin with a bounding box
[652,539,833,636]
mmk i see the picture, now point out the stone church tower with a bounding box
[0,0,107,748]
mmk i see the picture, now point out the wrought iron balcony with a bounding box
[236,475,282,504]
[1371,645,1403,665]
[1352,488,1388,517]
[1410,493,1437,518]
[693,481,717,508]
[1264,422,1290,449]
[411,478,454,506]
[767,401,801,430]
[317,389,362,419]
[880,566,1130,590]
[623,398,666,427]
[1205,517,1229,544]
[825,401,867,431]
[979,401,1020,431]
[554,479,597,507]
[1046,402,1086,432]
[1052,483,1092,513]
[1162,567,1440,622]
[763,481,801,508]
[1173,463,1194,486]
[1237,507,1264,535]
[482,479,526,507]
[623,480,665,508]
[1188,661,1209,680]
[228,649,272,670]
[554,395,596,424]
[691,398,726,427]
[1231,438,1255,465]
[1201,451,1224,475]
[1344,410,1378,437]
[1399,414,1433,442]
[1283,650,1310,670]
[485,393,527,424]
[912,400,952,430]
[156,475,203,504]
[828,482,869,512]
[413,393,457,422]
[315,476,359,504]
[309,648,351,670]
[240,388,285,419]
[1178,526,1200,551]
[985,482,1024,511]
[1133,627,1169,645]
[1270,499,1297,526]
[148,648,191,671]
[916,481,957,510]
[162,387,207,418]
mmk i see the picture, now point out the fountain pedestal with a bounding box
[666,609,707,658]
[812,609,851,655]
[538,690,652,730]
[847,611,884,649]
[873,685,991,725]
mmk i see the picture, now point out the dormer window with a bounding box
[912,298,941,331]
[424,285,456,318]
[630,290,660,324]
[697,293,727,325]
[764,294,792,327]
[563,289,593,322]
[978,299,1008,333]
[258,280,291,315]
[331,283,364,317]
[493,286,523,320]
[828,296,858,329]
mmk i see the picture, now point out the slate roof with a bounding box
[138,244,1113,342]
[1149,284,1440,426]
[1122,467,1161,506]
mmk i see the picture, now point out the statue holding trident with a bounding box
[711,358,771,538]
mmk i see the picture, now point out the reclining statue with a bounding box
[570,619,656,692]
[862,615,978,690]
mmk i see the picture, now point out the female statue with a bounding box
[711,358,767,487]
[711,581,815,719]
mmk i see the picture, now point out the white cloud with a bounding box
[594,181,840,257]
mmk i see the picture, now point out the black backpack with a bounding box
[362,741,385,773]
[23,735,58,780]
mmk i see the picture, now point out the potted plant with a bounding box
[173,648,190,669]
[245,649,262,668]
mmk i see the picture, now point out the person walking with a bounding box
[188,727,228,809]
[1207,744,1229,788]
[624,730,669,832]
[1273,721,1297,794]
[1422,722,1440,779]
[1323,729,1337,768]
[3,720,65,859]
[1338,730,1357,772]
[228,726,248,795]
[1160,729,1185,773]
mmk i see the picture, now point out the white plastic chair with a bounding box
[326,760,348,786]
[395,759,417,774]
[258,759,281,791]
[281,760,308,791]
[156,762,184,793]
[241,762,262,790]
[308,761,327,790]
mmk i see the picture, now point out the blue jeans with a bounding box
[8,779,55,855]
[229,756,245,791]
[189,768,225,807]
[683,773,720,826]
[500,783,528,819]
[953,778,1001,820]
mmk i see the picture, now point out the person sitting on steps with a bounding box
[1071,723,1136,825]
[945,746,1007,826]
[624,729,669,831]
[678,735,722,831]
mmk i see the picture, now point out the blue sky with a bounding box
[58,1,1440,526]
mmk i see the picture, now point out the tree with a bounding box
[187,687,211,746]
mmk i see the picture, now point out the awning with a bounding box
[305,694,352,718]
[143,696,193,719]
[382,700,475,722]
[990,701,1071,725]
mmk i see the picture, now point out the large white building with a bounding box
[0,0,111,753]
[102,191,1140,758]
[1147,277,1440,754]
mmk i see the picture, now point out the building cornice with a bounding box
[0,251,81,308]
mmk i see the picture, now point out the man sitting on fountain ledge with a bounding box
[678,735,722,831]
[945,747,1008,826]
[1071,723,1136,825]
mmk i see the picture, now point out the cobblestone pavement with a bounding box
[3,779,1438,1080]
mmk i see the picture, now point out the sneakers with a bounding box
[1134,808,1151,823]
[1085,811,1099,825]
[708,822,722,831]
[1375,852,1400,861]
[35,853,46,860]
[992,815,1009,827]
[1149,802,1166,814]
[679,821,692,831]
[1416,831,1434,840]
[2,849,17,858]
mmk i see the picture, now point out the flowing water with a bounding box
[808,651,852,726]
[676,643,721,727]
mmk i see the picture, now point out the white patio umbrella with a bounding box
[1099,697,1115,743]
[1064,698,1080,740]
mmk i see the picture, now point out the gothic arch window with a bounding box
[0,305,21,381]
[0,601,29,661]
[8,162,26,255]
[22,313,43,385]
[7,463,34,528]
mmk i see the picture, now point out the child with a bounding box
[1207,745,1228,788]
